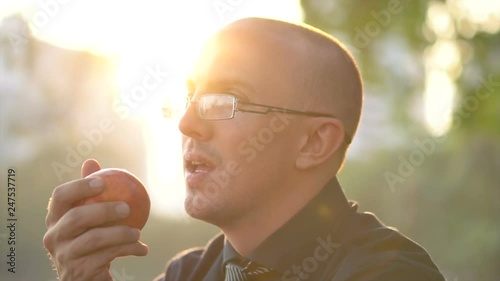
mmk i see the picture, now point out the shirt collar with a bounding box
[222,177,356,272]
[223,238,247,267]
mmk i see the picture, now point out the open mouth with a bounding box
[185,160,214,173]
[184,155,216,187]
[183,150,216,175]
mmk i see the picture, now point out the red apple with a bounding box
[78,168,151,230]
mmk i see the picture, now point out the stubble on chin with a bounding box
[184,191,217,219]
[184,191,235,225]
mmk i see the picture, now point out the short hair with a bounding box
[225,18,363,152]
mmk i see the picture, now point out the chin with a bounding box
[184,193,229,225]
[185,192,213,218]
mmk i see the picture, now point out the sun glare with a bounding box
[7,0,495,215]
[0,0,303,217]
[143,1,304,217]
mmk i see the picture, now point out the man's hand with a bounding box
[43,159,149,281]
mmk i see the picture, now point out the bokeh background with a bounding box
[0,0,499,280]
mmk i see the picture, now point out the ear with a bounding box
[295,119,345,170]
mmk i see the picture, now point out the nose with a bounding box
[178,102,212,141]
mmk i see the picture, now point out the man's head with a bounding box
[178,17,363,225]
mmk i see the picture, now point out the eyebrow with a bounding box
[185,78,254,101]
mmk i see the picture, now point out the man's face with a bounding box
[178,28,307,225]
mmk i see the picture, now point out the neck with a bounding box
[220,175,329,256]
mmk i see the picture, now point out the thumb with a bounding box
[81,158,102,178]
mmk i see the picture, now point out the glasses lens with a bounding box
[197,95,235,120]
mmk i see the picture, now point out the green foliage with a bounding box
[303,0,500,279]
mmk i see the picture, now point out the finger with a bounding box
[54,202,131,240]
[69,226,142,258]
[43,202,130,255]
[82,158,102,178]
[83,241,149,267]
[63,242,148,281]
[46,177,105,227]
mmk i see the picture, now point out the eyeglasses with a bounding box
[163,93,351,143]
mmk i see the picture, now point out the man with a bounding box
[43,18,445,280]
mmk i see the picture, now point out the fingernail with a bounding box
[89,178,104,191]
[115,203,130,218]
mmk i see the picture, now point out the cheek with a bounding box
[216,116,299,172]
[231,127,296,175]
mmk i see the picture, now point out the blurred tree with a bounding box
[301,0,500,280]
